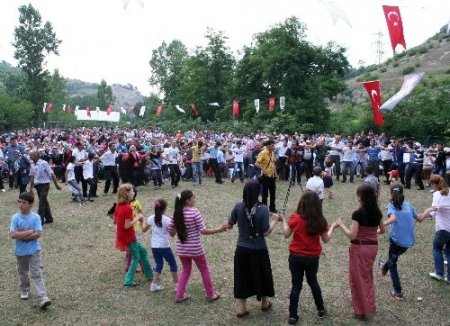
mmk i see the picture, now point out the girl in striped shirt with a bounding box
[169,190,227,303]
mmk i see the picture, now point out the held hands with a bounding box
[271,213,283,222]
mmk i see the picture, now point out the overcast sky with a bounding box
[0,0,448,95]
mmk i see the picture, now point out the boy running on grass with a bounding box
[9,192,52,309]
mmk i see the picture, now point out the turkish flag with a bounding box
[268,97,276,112]
[86,106,91,118]
[106,106,113,116]
[232,100,240,117]
[45,103,53,113]
[156,105,163,117]
[383,5,406,54]
[363,80,383,126]
[190,103,200,117]
[66,104,72,113]
[127,107,134,113]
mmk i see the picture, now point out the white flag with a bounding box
[120,107,126,115]
[139,106,146,117]
[323,3,352,28]
[447,19,450,34]
[42,102,47,113]
[175,105,186,113]
[280,96,286,110]
[75,105,80,113]
[254,99,260,113]
[380,72,425,111]
[62,104,66,112]
[96,106,100,113]
[208,102,220,107]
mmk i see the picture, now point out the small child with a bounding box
[142,199,179,292]
[306,167,325,203]
[168,190,227,303]
[126,187,145,272]
[9,192,52,309]
[378,184,419,300]
[364,166,380,198]
[389,169,399,184]
[322,158,334,199]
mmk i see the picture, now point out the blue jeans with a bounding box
[433,230,450,280]
[288,254,324,319]
[192,162,203,185]
[152,247,178,273]
[381,239,408,293]
[232,162,244,181]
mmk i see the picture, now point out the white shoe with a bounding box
[150,283,164,292]
[1,189,5,193]
[445,260,448,266]
[20,291,29,300]
[429,272,445,281]
[39,297,52,309]
[174,283,178,293]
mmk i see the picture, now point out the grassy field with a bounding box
[0,176,449,325]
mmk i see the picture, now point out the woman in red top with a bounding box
[282,191,338,325]
[115,183,153,287]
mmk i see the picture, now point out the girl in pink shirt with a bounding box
[168,190,227,303]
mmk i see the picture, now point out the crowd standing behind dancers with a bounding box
[3,127,450,320]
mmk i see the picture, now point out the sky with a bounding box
[0,0,449,95]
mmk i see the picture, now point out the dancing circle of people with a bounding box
[4,128,450,322]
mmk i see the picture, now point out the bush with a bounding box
[415,62,421,68]
[393,62,399,68]
[402,66,415,75]
[380,67,387,73]
[366,65,377,73]
[419,47,428,54]
[446,68,450,74]
[408,49,417,56]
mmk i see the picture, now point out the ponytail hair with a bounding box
[173,190,193,242]
[390,183,405,210]
[429,175,449,196]
[154,199,167,228]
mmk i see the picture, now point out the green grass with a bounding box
[1,177,449,325]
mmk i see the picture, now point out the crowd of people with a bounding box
[3,126,450,322]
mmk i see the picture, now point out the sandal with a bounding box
[236,311,250,318]
[175,295,191,303]
[261,301,272,312]
[207,292,221,302]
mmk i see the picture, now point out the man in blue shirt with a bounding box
[366,139,381,180]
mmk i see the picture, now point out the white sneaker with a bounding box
[39,297,52,309]
[445,260,448,266]
[20,291,29,300]
[1,189,5,193]
[429,272,445,281]
[150,283,164,292]
[174,283,178,293]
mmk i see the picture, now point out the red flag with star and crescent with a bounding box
[45,103,53,113]
[106,106,113,116]
[268,96,276,112]
[86,106,91,118]
[232,100,240,117]
[66,104,72,113]
[190,103,200,117]
[363,80,383,126]
[383,5,406,54]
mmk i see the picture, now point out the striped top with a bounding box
[169,207,206,257]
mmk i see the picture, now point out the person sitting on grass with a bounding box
[378,183,420,301]
[9,192,52,309]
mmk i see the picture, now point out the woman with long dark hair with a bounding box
[224,180,281,318]
[336,184,385,320]
[282,191,338,325]
[169,190,226,303]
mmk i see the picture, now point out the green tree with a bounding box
[47,69,76,127]
[13,4,61,126]
[0,89,34,130]
[97,79,115,110]
[149,40,188,105]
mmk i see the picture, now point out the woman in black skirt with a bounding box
[224,179,281,317]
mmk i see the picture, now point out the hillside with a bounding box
[339,28,450,106]
[0,62,145,108]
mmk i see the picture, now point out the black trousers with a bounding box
[74,165,87,197]
[169,164,181,186]
[103,166,119,194]
[261,175,276,212]
[209,158,222,183]
[35,183,53,224]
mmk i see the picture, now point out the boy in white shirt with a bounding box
[306,167,325,203]
[83,153,97,201]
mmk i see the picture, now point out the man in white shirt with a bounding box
[329,135,345,180]
[232,141,245,183]
[100,142,119,195]
[167,141,181,188]
[341,141,356,183]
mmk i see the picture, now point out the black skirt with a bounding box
[234,246,275,300]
